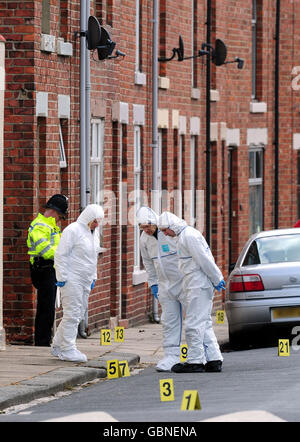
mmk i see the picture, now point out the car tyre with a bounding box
[229,329,244,351]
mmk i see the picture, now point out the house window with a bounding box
[190,135,196,226]
[176,134,184,218]
[192,0,198,88]
[135,0,143,73]
[157,130,163,213]
[59,121,67,168]
[251,0,262,100]
[90,119,104,206]
[42,0,50,34]
[134,125,142,270]
[59,0,68,40]
[159,0,166,77]
[249,146,264,234]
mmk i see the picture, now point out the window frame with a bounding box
[134,125,142,271]
[90,118,105,206]
[249,144,264,234]
[59,121,67,168]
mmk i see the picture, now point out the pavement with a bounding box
[0,314,229,412]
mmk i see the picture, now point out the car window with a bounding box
[242,234,300,265]
[243,241,260,265]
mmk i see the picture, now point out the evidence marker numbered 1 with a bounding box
[278,339,290,356]
[181,390,201,411]
[100,329,111,346]
[159,379,175,402]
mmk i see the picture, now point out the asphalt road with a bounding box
[1,346,300,423]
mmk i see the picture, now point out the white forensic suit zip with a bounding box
[159,212,224,366]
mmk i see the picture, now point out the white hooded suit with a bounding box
[137,207,184,370]
[159,212,223,365]
[53,204,104,357]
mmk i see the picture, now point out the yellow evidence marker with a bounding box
[118,360,130,377]
[107,360,119,379]
[216,310,225,324]
[115,326,125,343]
[180,344,188,362]
[278,339,290,356]
[159,379,175,402]
[181,390,201,411]
[100,329,111,345]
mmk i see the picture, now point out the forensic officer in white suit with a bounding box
[136,206,184,372]
[158,211,225,373]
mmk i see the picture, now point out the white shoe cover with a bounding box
[59,348,87,362]
[51,346,60,358]
[156,354,180,372]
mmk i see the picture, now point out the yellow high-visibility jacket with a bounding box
[27,213,61,265]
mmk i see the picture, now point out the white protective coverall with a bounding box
[158,212,223,365]
[52,204,104,361]
[136,207,184,371]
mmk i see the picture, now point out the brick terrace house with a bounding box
[1,0,300,344]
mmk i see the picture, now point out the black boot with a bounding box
[205,360,222,372]
[171,362,205,373]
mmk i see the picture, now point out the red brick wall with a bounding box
[1,0,300,343]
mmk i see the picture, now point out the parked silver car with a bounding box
[225,228,300,349]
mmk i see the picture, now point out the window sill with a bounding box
[40,34,56,53]
[191,88,200,100]
[132,269,147,286]
[158,76,170,90]
[250,101,267,113]
[135,71,146,86]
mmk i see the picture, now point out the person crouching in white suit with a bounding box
[51,204,104,362]
[158,211,225,373]
[137,206,185,372]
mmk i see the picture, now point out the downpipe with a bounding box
[78,310,90,339]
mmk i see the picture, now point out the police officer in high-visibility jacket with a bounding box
[27,194,68,346]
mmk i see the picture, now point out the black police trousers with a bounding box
[30,263,57,346]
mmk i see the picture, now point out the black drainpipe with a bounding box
[206,0,211,245]
[274,0,280,228]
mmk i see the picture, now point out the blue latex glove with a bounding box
[91,280,96,290]
[151,284,159,299]
[56,281,66,288]
[215,280,226,292]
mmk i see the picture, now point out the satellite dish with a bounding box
[97,27,116,60]
[177,35,184,61]
[87,16,101,50]
[213,39,227,66]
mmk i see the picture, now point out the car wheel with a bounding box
[229,329,245,351]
